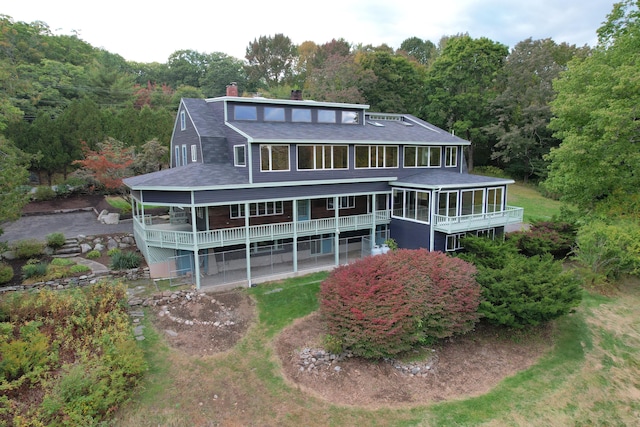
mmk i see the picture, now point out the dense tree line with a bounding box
[1,1,638,215]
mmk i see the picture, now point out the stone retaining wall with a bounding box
[0,267,150,294]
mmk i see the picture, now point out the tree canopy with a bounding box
[544,0,640,209]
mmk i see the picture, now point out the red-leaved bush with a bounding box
[320,249,481,359]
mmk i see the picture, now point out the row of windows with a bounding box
[235,106,359,124]
[252,144,459,172]
[446,229,496,251]
[176,144,457,169]
[228,197,357,219]
[174,144,198,166]
[391,187,505,225]
[230,201,284,218]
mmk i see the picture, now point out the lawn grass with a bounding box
[508,182,567,223]
[114,273,640,426]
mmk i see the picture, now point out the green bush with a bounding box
[320,249,480,359]
[50,258,74,267]
[0,282,146,424]
[459,235,582,328]
[33,186,56,201]
[86,250,101,259]
[0,262,14,284]
[12,239,44,259]
[22,261,48,279]
[46,233,66,249]
[507,219,577,259]
[107,248,121,257]
[69,264,91,274]
[110,251,141,270]
[573,219,640,285]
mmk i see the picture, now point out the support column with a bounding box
[334,196,340,266]
[293,199,298,272]
[190,195,201,290]
[371,193,377,249]
[244,202,252,286]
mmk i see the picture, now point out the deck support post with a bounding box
[334,196,340,266]
[244,202,251,286]
[190,193,201,290]
[293,199,298,272]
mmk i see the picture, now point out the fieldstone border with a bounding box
[297,347,439,378]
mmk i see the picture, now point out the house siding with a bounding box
[390,219,431,250]
[193,182,390,204]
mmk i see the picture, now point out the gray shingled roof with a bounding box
[182,99,226,138]
[228,116,468,145]
[394,169,514,189]
[124,162,249,189]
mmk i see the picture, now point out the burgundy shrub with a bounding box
[320,249,481,359]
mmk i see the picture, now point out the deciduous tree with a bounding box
[73,138,133,195]
[488,38,588,182]
[423,35,508,169]
[544,0,640,209]
[245,34,297,88]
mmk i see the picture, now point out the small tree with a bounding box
[73,138,133,197]
[320,249,480,359]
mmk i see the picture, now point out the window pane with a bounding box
[417,191,430,222]
[355,146,369,168]
[417,147,429,166]
[264,107,285,121]
[375,146,383,167]
[298,146,313,169]
[407,191,417,220]
[392,189,404,217]
[234,145,245,166]
[235,105,257,120]
[385,146,398,167]
[430,147,441,167]
[318,110,336,123]
[315,145,324,169]
[292,108,311,122]
[271,145,289,170]
[404,146,416,167]
[333,146,348,169]
[261,145,270,171]
[342,111,358,124]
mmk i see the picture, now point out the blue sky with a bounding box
[2,0,615,63]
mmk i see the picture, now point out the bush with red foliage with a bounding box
[320,249,481,359]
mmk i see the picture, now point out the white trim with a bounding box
[190,144,197,162]
[208,96,369,110]
[445,146,458,168]
[233,145,246,167]
[259,144,290,172]
[127,176,397,191]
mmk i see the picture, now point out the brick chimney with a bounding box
[290,89,302,100]
[226,82,238,97]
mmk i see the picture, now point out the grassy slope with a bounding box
[114,272,640,426]
[508,183,566,223]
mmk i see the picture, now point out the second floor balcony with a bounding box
[432,206,524,234]
[135,210,392,251]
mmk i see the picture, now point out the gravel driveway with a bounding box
[1,211,134,243]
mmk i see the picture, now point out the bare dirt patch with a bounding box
[149,290,256,357]
[274,312,554,408]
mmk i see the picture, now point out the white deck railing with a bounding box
[432,206,524,234]
[136,211,392,250]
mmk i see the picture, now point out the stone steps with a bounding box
[53,238,81,257]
